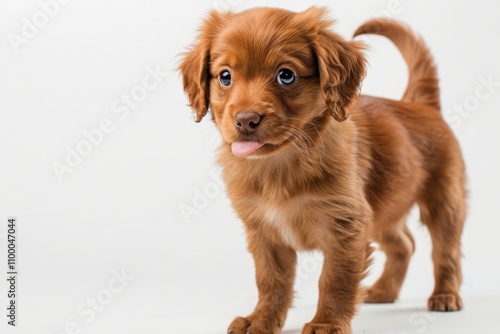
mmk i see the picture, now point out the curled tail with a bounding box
[354,19,441,110]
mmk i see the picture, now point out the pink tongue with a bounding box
[231,141,265,156]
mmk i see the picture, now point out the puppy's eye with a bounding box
[219,70,232,86]
[277,69,295,85]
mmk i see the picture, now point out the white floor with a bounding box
[91,296,500,334]
[6,295,497,334]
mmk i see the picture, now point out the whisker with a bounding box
[282,117,327,162]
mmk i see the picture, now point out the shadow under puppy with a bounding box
[180,7,466,334]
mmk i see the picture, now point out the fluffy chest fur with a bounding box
[240,194,330,251]
[262,197,330,250]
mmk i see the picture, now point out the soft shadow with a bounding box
[281,329,302,334]
[353,302,440,334]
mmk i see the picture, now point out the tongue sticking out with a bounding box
[231,141,265,157]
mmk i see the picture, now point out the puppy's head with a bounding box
[179,7,365,158]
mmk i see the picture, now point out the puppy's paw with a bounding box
[302,322,351,334]
[227,316,280,334]
[364,287,396,303]
[428,293,463,312]
[228,317,251,334]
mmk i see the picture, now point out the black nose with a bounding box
[235,111,261,133]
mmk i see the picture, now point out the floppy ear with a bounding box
[308,10,366,122]
[179,11,225,122]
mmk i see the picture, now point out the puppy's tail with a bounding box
[354,19,440,110]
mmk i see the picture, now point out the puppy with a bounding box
[180,7,466,334]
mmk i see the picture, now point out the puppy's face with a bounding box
[180,7,365,158]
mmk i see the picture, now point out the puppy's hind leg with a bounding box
[365,217,415,303]
[418,171,466,312]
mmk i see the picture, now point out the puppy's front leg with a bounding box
[228,227,296,334]
[303,218,368,334]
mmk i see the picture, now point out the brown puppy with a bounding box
[180,7,466,334]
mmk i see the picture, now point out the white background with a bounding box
[1,0,499,333]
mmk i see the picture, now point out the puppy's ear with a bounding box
[306,9,366,122]
[179,11,226,122]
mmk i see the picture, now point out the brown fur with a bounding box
[179,7,466,334]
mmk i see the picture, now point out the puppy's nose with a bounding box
[235,111,261,133]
